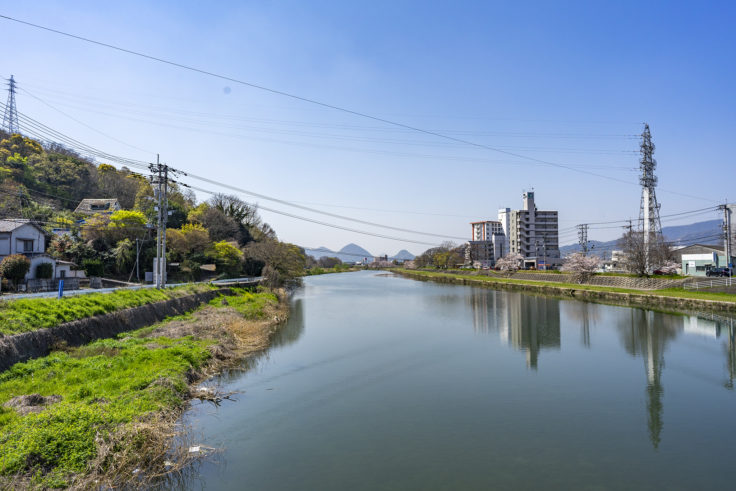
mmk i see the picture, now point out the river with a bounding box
[178,270,736,490]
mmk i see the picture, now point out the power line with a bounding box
[0,14,712,200]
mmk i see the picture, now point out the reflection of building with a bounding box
[469,289,561,369]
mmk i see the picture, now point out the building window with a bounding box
[59,270,66,278]
[21,239,33,252]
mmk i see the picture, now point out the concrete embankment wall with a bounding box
[0,288,232,373]
[397,271,736,315]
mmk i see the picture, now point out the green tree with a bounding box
[0,254,31,290]
[209,240,244,276]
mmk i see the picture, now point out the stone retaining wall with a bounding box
[463,270,690,290]
[0,288,232,373]
[398,271,736,315]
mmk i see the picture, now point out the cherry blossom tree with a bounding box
[562,252,601,283]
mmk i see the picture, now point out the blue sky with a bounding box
[1,1,734,256]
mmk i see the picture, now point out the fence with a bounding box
[683,277,734,290]
[23,278,80,293]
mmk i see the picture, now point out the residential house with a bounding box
[74,198,122,215]
[0,219,56,280]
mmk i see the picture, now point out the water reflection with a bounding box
[561,301,601,348]
[469,290,560,369]
[469,288,736,449]
[271,298,305,348]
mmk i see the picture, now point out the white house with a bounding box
[0,219,56,280]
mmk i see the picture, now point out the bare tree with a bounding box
[562,252,601,283]
[618,231,674,276]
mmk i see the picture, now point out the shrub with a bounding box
[35,262,54,279]
[0,254,31,289]
[82,259,104,277]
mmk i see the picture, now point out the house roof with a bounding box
[0,219,44,233]
[74,198,121,214]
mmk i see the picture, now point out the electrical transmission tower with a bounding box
[577,224,589,254]
[638,123,663,273]
[2,75,19,134]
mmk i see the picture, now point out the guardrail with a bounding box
[683,277,734,290]
[1,277,264,300]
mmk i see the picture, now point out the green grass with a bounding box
[209,288,278,319]
[0,284,213,336]
[304,265,359,276]
[0,288,280,488]
[398,269,736,303]
[0,334,212,487]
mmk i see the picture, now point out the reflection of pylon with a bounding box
[638,123,662,273]
[2,75,19,134]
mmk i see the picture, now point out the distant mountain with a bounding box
[560,219,722,257]
[302,243,416,263]
[391,249,415,261]
[303,243,373,263]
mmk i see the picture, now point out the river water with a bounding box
[180,271,736,490]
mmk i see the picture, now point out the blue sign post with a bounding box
[58,279,64,299]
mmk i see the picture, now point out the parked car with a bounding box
[706,267,731,277]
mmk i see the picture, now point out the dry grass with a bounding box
[0,289,289,490]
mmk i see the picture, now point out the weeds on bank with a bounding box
[0,284,213,336]
[0,289,279,488]
[209,288,278,319]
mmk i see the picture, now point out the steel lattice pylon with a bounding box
[2,75,19,134]
[638,123,663,272]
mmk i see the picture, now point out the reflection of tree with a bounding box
[469,290,560,369]
[561,301,601,348]
[270,298,305,348]
[616,310,681,449]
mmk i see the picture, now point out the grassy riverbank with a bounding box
[396,269,736,310]
[0,284,215,336]
[0,288,287,489]
[304,265,360,276]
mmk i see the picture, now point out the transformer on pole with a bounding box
[2,75,19,134]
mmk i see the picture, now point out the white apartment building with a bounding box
[469,220,506,267]
[498,191,561,270]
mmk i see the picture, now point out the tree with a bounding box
[496,252,523,273]
[82,210,147,245]
[618,230,674,276]
[0,254,31,290]
[167,224,210,258]
[209,194,261,228]
[318,256,342,269]
[244,240,306,288]
[209,241,244,276]
[111,238,135,275]
[561,252,601,283]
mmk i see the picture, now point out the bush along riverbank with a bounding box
[395,269,736,314]
[0,287,288,489]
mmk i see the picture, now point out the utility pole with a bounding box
[150,156,168,288]
[577,224,589,255]
[721,202,733,274]
[638,123,663,274]
[2,75,19,134]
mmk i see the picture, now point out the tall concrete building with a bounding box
[469,220,506,267]
[498,191,560,269]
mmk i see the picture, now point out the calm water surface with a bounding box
[181,271,736,490]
